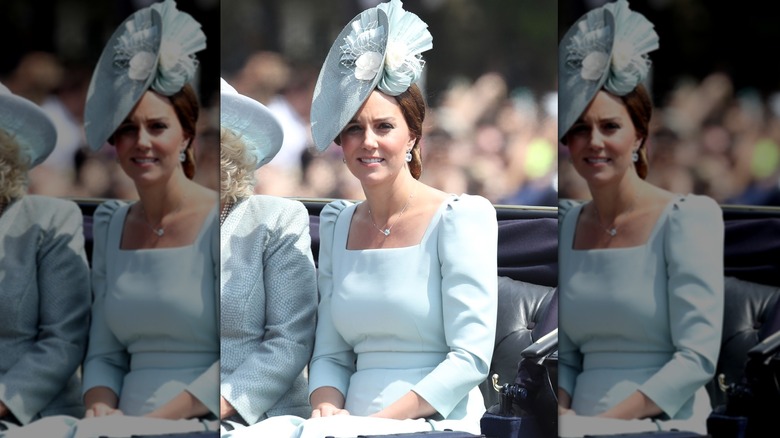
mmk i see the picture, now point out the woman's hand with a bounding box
[558,405,576,416]
[596,390,662,420]
[220,396,237,419]
[309,386,349,418]
[84,387,122,418]
[311,403,350,418]
[85,402,124,418]
[143,390,209,420]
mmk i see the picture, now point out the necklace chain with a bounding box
[140,200,184,237]
[368,188,416,237]
[592,203,633,238]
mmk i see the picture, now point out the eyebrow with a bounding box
[120,115,172,125]
[348,116,397,124]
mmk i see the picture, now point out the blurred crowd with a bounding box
[560,72,780,206]
[12,48,780,208]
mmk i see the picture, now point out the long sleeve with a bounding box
[410,195,498,418]
[82,200,130,398]
[308,200,357,400]
[557,204,583,400]
[0,197,91,424]
[557,324,583,400]
[186,209,221,417]
[221,199,317,423]
[638,195,724,418]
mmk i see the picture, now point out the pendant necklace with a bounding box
[140,199,184,237]
[368,188,416,237]
[592,203,633,237]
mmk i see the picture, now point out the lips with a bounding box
[131,157,158,164]
[585,157,611,164]
[359,157,384,164]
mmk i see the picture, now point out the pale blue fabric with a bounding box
[220,195,318,424]
[559,194,724,430]
[308,194,497,433]
[82,199,219,417]
[0,196,90,425]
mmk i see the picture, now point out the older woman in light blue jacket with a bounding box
[0,82,90,432]
[219,78,318,432]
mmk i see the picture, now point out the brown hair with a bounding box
[169,83,200,179]
[619,84,652,179]
[394,83,426,180]
[334,84,427,180]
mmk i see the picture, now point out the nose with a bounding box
[362,128,379,150]
[589,129,605,150]
[136,127,152,150]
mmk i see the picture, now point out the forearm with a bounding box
[598,390,662,420]
[310,386,345,411]
[370,391,436,420]
[220,396,237,419]
[145,390,209,420]
[558,388,572,410]
[84,386,119,411]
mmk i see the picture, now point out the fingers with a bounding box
[85,403,123,418]
[311,404,350,418]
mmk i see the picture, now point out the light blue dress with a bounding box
[558,194,724,433]
[309,194,498,433]
[82,200,219,417]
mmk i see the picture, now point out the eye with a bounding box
[115,124,138,136]
[378,122,394,130]
[150,121,168,131]
[603,121,621,131]
[569,124,589,135]
[344,124,362,134]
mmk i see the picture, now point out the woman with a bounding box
[31,0,219,436]
[0,82,90,432]
[557,1,724,436]
[219,77,318,429]
[309,0,496,435]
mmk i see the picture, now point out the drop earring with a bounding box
[632,150,639,163]
[180,150,186,162]
[405,150,412,162]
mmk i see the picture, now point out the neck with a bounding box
[362,177,417,223]
[135,172,189,222]
[587,172,645,222]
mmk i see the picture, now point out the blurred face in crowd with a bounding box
[113,91,189,187]
[565,90,642,188]
[338,90,416,187]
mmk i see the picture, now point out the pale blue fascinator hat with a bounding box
[0,82,56,167]
[84,0,206,151]
[220,78,283,169]
[310,0,433,152]
[558,0,659,141]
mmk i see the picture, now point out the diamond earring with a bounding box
[405,151,412,162]
[632,151,639,163]
[179,150,186,162]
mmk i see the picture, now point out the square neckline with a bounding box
[115,201,217,252]
[567,196,679,252]
[342,194,456,252]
